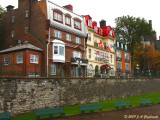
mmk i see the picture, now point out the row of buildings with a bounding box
[0,0,131,77]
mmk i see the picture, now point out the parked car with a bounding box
[93,74,109,78]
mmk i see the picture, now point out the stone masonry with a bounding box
[0,77,160,116]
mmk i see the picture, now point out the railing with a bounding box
[71,58,88,64]
[117,57,122,61]
[125,59,130,62]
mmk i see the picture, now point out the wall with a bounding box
[0,77,160,116]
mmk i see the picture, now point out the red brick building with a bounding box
[0,0,87,77]
[115,39,131,77]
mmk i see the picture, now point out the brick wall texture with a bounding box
[0,78,160,116]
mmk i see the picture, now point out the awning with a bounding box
[100,64,111,70]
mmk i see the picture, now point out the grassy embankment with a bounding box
[13,92,160,120]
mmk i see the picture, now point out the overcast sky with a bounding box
[1,0,160,39]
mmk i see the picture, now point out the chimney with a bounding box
[149,20,152,28]
[6,5,14,12]
[100,19,106,27]
[63,5,73,12]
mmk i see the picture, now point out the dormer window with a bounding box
[100,29,103,35]
[54,12,62,22]
[88,20,92,27]
[117,41,119,47]
[94,26,97,33]
[65,17,70,25]
[74,21,80,29]
[125,45,127,50]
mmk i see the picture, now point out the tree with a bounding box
[0,6,6,49]
[114,15,156,72]
[134,45,160,75]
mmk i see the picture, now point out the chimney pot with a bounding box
[6,5,14,12]
[63,5,73,12]
[100,19,106,27]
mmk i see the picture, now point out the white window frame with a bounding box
[74,21,80,29]
[11,31,14,38]
[51,64,56,75]
[125,53,129,60]
[30,54,39,64]
[125,45,127,50]
[121,43,123,49]
[12,16,15,23]
[88,33,91,41]
[54,30,62,38]
[53,45,65,56]
[125,63,129,70]
[88,20,92,27]
[17,54,23,64]
[54,12,62,21]
[25,27,28,34]
[4,56,10,65]
[25,11,29,18]
[117,51,121,58]
[75,37,81,44]
[66,34,71,41]
[73,51,82,58]
[117,61,122,69]
[117,41,119,47]
[65,17,70,25]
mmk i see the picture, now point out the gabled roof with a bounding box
[0,43,43,54]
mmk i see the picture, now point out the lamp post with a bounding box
[136,64,139,77]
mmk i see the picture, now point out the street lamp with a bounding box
[136,64,139,76]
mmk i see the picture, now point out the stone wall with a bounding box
[0,77,160,116]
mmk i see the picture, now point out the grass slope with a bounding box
[13,92,160,120]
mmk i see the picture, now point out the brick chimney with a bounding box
[63,5,73,12]
[6,5,14,12]
[100,19,106,27]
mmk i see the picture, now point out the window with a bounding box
[28,72,39,77]
[66,34,71,41]
[117,41,119,47]
[125,45,127,50]
[51,64,56,75]
[88,49,91,58]
[30,54,38,64]
[11,31,14,38]
[54,46,58,54]
[59,46,64,55]
[54,12,62,21]
[17,54,23,64]
[117,62,122,70]
[125,63,129,70]
[110,55,113,63]
[12,16,15,22]
[88,33,91,41]
[4,56,10,65]
[25,27,28,34]
[88,20,92,27]
[54,30,62,38]
[94,26,97,32]
[121,43,123,49]
[75,37,81,44]
[100,29,103,35]
[117,51,121,58]
[25,11,29,18]
[73,51,82,58]
[125,53,129,60]
[65,17,70,25]
[74,21,80,29]
[53,46,65,56]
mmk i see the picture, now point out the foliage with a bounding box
[0,5,6,48]
[114,15,156,70]
[134,45,160,74]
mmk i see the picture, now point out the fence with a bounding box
[0,63,159,78]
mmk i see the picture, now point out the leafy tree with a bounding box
[134,45,160,74]
[114,15,156,71]
[0,6,6,49]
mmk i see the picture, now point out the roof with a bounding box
[0,43,43,54]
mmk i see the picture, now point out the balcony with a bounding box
[94,42,98,47]
[71,58,88,66]
[117,57,122,61]
[125,70,130,73]
[117,68,122,72]
[125,59,130,63]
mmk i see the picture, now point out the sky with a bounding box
[1,0,160,39]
